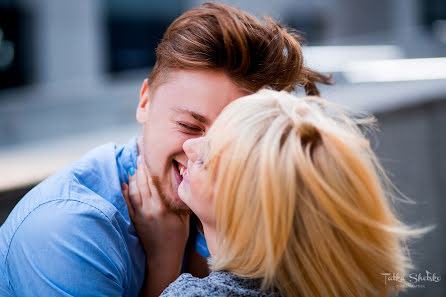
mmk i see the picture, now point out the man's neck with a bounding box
[136,136,142,155]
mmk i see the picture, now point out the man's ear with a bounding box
[136,79,150,124]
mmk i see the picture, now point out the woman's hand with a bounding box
[122,156,190,297]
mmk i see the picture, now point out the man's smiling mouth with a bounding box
[173,160,187,180]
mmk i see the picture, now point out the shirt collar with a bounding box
[115,136,139,186]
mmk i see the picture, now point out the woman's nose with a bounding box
[183,137,204,162]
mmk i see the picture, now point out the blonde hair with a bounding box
[202,89,423,297]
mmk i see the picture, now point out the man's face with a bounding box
[136,70,247,213]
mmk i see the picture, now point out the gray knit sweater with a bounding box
[160,271,279,297]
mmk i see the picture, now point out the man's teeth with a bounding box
[179,164,186,177]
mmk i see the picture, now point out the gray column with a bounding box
[391,0,421,38]
[22,0,105,84]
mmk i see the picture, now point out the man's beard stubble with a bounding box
[151,175,192,216]
[140,135,191,216]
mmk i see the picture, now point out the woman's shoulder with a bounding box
[160,271,279,297]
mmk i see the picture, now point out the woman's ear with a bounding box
[136,79,150,124]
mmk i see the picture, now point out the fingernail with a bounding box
[121,184,126,191]
[129,167,135,176]
[137,155,142,164]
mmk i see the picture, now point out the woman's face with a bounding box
[178,137,215,226]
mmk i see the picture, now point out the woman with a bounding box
[123,89,420,297]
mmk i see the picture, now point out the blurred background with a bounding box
[0,0,445,295]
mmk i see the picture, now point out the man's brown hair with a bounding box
[148,2,332,95]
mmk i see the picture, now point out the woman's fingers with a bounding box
[136,156,152,209]
[122,184,135,220]
[142,159,162,206]
[140,155,165,213]
[128,167,142,211]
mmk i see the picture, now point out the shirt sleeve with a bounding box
[5,199,128,297]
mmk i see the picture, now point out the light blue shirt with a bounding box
[0,137,208,296]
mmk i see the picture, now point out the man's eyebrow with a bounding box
[172,107,209,125]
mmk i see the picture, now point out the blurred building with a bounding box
[0,1,445,296]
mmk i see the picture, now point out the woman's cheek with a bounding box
[190,171,214,219]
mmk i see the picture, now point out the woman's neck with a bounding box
[201,222,218,256]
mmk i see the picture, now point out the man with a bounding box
[0,3,331,296]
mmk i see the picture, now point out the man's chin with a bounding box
[164,198,192,216]
[151,175,192,215]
